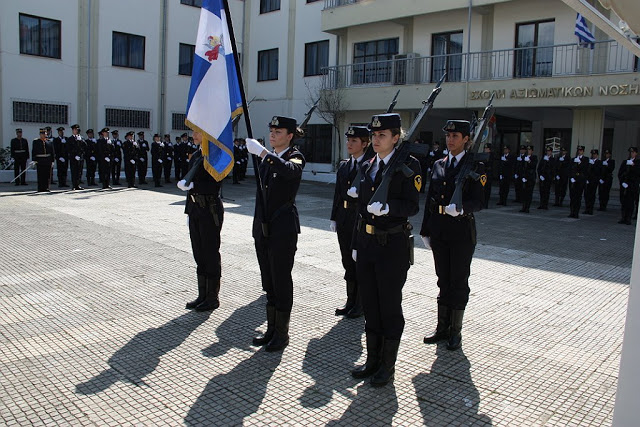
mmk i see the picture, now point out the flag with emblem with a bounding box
[185,0,243,180]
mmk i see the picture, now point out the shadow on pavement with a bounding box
[327,383,398,426]
[412,345,492,426]
[75,311,211,395]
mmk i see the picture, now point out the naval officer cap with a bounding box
[577,145,585,151]
[269,116,298,132]
[111,129,119,135]
[57,126,65,131]
[519,144,527,150]
[153,133,160,138]
[629,147,638,153]
[71,124,80,130]
[442,120,470,136]
[369,113,401,131]
[345,126,370,139]
[604,149,611,154]
[526,145,534,150]
[86,129,94,134]
[39,128,46,134]
[100,127,110,134]
[590,148,599,155]
[126,131,135,137]
[181,132,188,138]
[137,131,145,136]
[16,128,22,133]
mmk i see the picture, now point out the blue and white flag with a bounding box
[185,0,243,181]
[575,13,596,49]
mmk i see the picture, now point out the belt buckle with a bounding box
[439,205,446,214]
[343,200,349,209]
[365,224,375,235]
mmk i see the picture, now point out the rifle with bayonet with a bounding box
[10,161,36,183]
[299,98,320,132]
[450,93,495,212]
[366,73,446,207]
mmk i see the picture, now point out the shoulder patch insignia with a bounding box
[290,158,303,165]
[480,174,487,187]
[414,175,422,192]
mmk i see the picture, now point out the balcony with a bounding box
[322,40,638,89]
[323,0,360,9]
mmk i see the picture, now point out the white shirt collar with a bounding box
[376,148,395,166]
[275,147,290,158]
[353,153,365,163]
[448,151,465,165]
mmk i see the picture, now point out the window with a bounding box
[180,0,202,7]
[258,48,279,81]
[13,100,68,124]
[19,14,61,59]
[172,113,190,131]
[431,31,463,82]
[179,43,195,76]
[297,124,332,163]
[105,108,150,128]
[352,38,398,85]
[304,40,330,76]
[112,32,145,69]
[260,0,281,13]
[307,0,322,3]
[515,20,555,78]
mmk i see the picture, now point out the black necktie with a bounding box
[374,160,385,185]
[449,157,456,169]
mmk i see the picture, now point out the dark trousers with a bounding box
[599,178,612,209]
[483,180,492,208]
[14,159,27,184]
[164,160,173,182]
[514,178,523,202]
[255,233,298,312]
[98,161,111,188]
[522,180,535,210]
[555,176,568,201]
[621,187,637,222]
[36,161,52,191]
[498,177,511,204]
[56,159,68,185]
[111,161,121,184]
[430,236,475,310]
[189,205,223,279]
[539,178,552,208]
[137,158,148,183]
[584,180,598,212]
[152,160,163,186]
[356,232,409,340]
[70,159,81,188]
[337,220,357,283]
[175,161,182,181]
[569,179,586,216]
[86,160,97,182]
[233,164,241,183]
[125,161,136,187]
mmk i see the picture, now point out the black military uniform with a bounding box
[111,130,123,185]
[513,145,527,203]
[583,149,602,215]
[163,134,173,183]
[618,147,640,225]
[520,145,538,213]
[184,145,224,311]
[32,128,54,192]
[424,142,443,189]
[482,144,496,208]
[568,146,589,218]
[123,131,138,188]
[421,120,485,353]
[68,124,85,190]
[554,148,571,206]
[45,126,56,185]
[330,126,369,319]
[52,127,69,188]
[97,128,114,189]
[150,134,165,187]
[350,113,421,388]
[84,130,98,186]
[232,139,242,184]
[137,131,149,184]
[537,147,555,209]
[497,146,515,205]
[175,134,187,180]
[10,128,29,185]
[251,116,306,353]
[598,150,615,211]
[240,139,249,180]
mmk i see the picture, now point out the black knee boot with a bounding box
[346,282,363,318]
[447,309,465,350]
[423,304,450,344]
[265,310,290,352]
[185,275,206,309]
[253,305,276,346]
[335,281,356,316]
[195,277,220,311]
[371,338,400,387]
[352,333,383,379]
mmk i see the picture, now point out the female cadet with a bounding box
[178,130,224,312]
[349,113,422,387]
[246,116,306,352]
[330,126,370,318]
[420,120,485,351]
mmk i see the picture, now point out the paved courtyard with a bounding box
[0,177,634,426]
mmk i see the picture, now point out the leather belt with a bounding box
[360,220,408,235]
[36,154,49,158]
[14,150,26,153]
[343,200,354,209]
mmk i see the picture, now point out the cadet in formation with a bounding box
[598,149,615,211]
[32,128,54,192]
[97,128,114,190]
[568,145,589,218]
[554,147,571,207]
[497,145,514,206]
[163,134,174,184]
[137,131,149,185]
[151,133,165,187]
[519,145,537,213]
[68,124,84,190]
[10,128,29,186]
[618,147,639,225]
[421,120,485,352]
[583,149,602,215]
[537,146,554,210]
[330,126,369,319]
[349,113,421,387]
[247,116,306,352]
[513,145,526,204]
[53,127,69,188]
[84,129,98,186]
[111,130,123,186]
[123,131,138,188]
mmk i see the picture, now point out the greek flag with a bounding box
[575,13,596,49]
[185,0,243,181]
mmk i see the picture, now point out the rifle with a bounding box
[299,97,320,132]
[450,93,496,212]
[10,161,36,183]
[367,73,446,207]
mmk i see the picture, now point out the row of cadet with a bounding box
[8,126,203,192]
[232,138,250,184]
[419,142,640,224]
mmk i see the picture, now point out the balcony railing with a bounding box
[322,40,638,89]
[323,0,360,10]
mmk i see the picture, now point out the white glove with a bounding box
[105,157,110,162]
[627,159,634,166]
[525,155,530,162]
[599,179,604,184]
[559,156,565,161]
[329,220,337,232]
[130,159,136,164]
[522,178,527,183]
[622,182,629,189]
[236,161,241,165]
[501,155,506,161]
[158,159,163,164]
[367,201,390,216]
[586,180,590,184]
[90,156,95,161]
[140,157,144,161]
[115,158,119,162]
[421,235,430,249]
[75,156,81,161]
[443,149,448,155]
[570,178,576,183]
[514,174,518,179]
[556,175,560,180]
[516,157,522,162]
[574,157,580,163]
[346,186,358,198]
[444,203,462,217]
[351,249,357,262]
[543,155,549,161]
[177,179,194,191]
[168,157,172,161]
[589,159,595,164]
[58,157,65,162]
[539,176,545,181]
[246,138,266,156]
[499,174,503,180]
[603,160,608,166]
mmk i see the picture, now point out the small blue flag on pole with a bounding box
[575,13,596,49]
[185,0,243,181]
